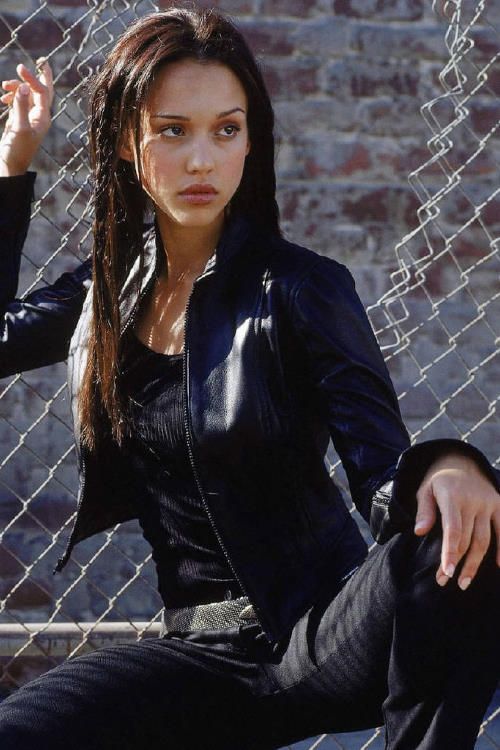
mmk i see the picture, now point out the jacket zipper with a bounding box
[182,274,264,631]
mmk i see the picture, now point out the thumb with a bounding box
[414,482,437,535]
[11,83,31,131]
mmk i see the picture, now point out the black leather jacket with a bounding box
[2,173,498,643]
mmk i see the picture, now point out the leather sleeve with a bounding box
[0,172,36,306]
[291,255,500,543]
[0,173,92,378]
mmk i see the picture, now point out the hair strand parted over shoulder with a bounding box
[79,7,280,453]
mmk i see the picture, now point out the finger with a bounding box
[1,93,14,105]
[2,80,21,92]
[415,482,437,535]
[457,515,491,590]
[438,495,462,577]
[17,61,53,117]
[458,510,475,561]
[36,58,54,104]
[436,563,449,587]
[15,63,47,94]
[37,58,54,107]
[10,83,31,130]
[435,508,472,586]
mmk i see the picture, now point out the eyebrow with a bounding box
[151,107,246,120]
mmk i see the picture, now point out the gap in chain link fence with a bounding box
[0,0,499,748]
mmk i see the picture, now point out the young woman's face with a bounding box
[122,59,250,234]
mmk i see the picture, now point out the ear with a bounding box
[118,129,135,162]
[118,144,134,162]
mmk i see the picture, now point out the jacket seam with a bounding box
[287,256,326,317]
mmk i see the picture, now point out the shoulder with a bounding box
[252,233,374,345]
[257,232,355,299]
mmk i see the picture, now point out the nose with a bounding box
[186,135,215,174]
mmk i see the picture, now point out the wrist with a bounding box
[424,451,496,491]
[0,136,35,176]
[0,154,30,177]
[427,452,475,472]
[0,165,29,177]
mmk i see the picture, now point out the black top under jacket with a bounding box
[120,331,242,608]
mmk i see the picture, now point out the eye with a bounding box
[160,124,185,137]
[216,124,241,138]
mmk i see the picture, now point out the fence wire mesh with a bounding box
[0,0,498,748]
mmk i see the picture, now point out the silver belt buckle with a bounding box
[239,604,255,621]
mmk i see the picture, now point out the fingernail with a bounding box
[445,563,455,578]
[437,573,448,586]
[459,577,471,591]
[414,520,427,532]
[18,83,29,96]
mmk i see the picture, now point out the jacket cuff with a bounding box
[0,171,36,204]
[394,438,500,499]
[370,438,500,544]
[0,171,36,306]
[0,171,36,241]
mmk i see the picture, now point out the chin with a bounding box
[159,206,225,229]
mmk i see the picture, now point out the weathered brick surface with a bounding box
[325,58,421,98]
[0,5,498,719]
[237,19,296,55]
[353,24,446,60]
[263,56,321,98]
[333,0,423,21]
[260,0,321,18]
[161,0,257,12]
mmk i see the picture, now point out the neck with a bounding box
[155,211,225,282]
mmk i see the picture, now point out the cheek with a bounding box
[227,148,248,186]
[141,143,176,188]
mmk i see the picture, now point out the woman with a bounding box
[0,8,498,749]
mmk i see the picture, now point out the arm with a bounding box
[0,61,93,377]
[292,255,500,584]
[0,251,92,378]
[1,60,54,302]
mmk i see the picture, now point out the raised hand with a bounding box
[0,59,54,176]
[414,452,500,590]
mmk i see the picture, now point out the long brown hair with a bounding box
[80,7,280,452]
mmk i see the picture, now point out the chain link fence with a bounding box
[0,0,498,748]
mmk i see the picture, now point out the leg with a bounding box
[254,526,499,749]
[383,525,499,749]
[0,634,265,750]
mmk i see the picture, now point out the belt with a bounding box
[160,596,258,636]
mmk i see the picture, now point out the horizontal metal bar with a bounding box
[0,622,162,656]
[0,622,162,635]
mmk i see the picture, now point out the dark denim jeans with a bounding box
[0,527,498,750]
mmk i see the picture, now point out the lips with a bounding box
[178,184,218,205]
[179,184,218,195]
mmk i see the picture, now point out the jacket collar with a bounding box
[119,212,252,333]
[210,211,252,270]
